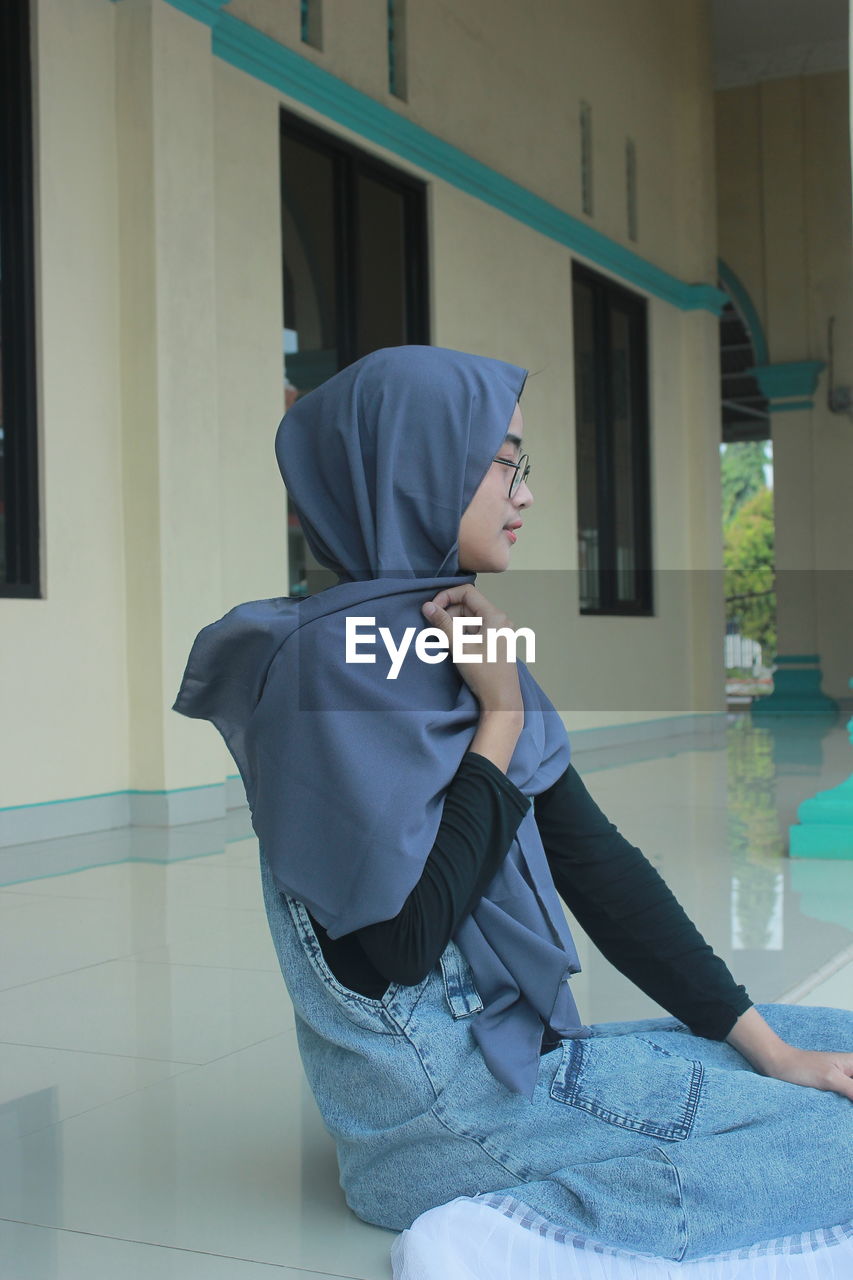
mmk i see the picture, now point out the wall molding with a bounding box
[110,0,727,316]
[1,713,726,846]
[770,399,817,413]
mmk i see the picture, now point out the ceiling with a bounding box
[712,0,849,88]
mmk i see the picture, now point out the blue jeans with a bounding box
[258,843,853,1262]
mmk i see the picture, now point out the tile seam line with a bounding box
[0,951,153,996]
[0,1068,204,1146]
[0,1036,201,1066]
[0,1035,298,1149]
[0,1216,373,1276]
[0,952,285,999]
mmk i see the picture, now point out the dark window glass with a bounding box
[281,132,339,394]
[572,263,652,615]
[0,0,39,596]
[573,281,600,607]
[279,109,429,596]
[355,174,407,355]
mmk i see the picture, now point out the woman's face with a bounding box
[458,401,532,573]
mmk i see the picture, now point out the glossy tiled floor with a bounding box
[1,713,852,1279]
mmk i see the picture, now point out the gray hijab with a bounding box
[173,345,589,1099]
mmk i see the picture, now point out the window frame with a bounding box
[279,107,430,596]
[572,260,653,617]
[279,105,430,373]
[0,0,40,598]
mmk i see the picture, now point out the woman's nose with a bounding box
[515,480,533,509]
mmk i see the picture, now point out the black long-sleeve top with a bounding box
[306,752,753,1046]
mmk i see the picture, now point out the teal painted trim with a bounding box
[0,781,222,812]
[797,777,853,827]
[204,11,724,314]
[3,716,721,815]
[791,675,853,856]
[790,774,853,858]
[789,824,853,858]
[753,697,838,719]
[769,399,814,413]
[109,0,726,313]
[752,657,839,720]
[748,360,825,399]
[166,0,229,22]
[110,0,229,19]
[717,259,769,364]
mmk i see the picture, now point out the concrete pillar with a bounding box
[746,79,838,719]
[753,404,836,718]
[115,0,226,819]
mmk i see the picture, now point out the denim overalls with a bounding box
[258,842,853,1263]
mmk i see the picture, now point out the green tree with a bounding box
[724,486,775,658]
[721,441,769,527]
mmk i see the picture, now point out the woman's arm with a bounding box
[352,750,528,985]
[309,750,527,992]
[535,765,853,1098]
[533,763,753,1039]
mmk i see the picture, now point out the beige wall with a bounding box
[430,184,723,724]
[716,71,853,699]
[1,0,129,809]
[225,0,717,283]
[2,0,726,818]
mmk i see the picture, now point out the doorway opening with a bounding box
[718,283,775,710]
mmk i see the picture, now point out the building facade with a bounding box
[1,0,850,844]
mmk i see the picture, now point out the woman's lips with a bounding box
[504,528,517,544]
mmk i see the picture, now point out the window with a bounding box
[280,109,429,594]
[300,0,322,50]
[0,0,39,596]
[625,137,637,242]
[580,101,593,216]
[572,262,652,615]
[387,0,408,100]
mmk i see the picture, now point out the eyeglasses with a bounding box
[493,453,531,498]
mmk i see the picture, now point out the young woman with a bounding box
[173,345,853,1266]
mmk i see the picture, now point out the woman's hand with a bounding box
[726,1006,853,1100]
[422,583,523,772]
[422,583,522,715]
[761,1046,853,1100]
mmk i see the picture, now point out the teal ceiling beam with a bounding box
[747,361,826,401]
[111,0,726,316]
[747,360,826,411]
[150,0,229,23]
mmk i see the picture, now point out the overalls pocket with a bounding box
[284,893,428,1035]
[439,938,484,1019]
[550,1033,704,1142]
